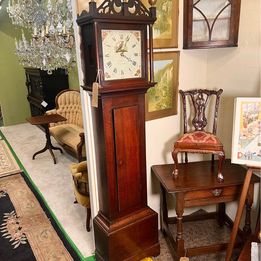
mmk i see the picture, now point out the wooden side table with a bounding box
[26,114,66,164]
[152,160,260,260]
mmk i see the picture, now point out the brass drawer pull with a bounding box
[212,189,222,197]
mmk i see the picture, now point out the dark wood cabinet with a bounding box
[25,68,69,116]
[183,0,241,49]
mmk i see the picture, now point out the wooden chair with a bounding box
[172,89,225,181]
[70,161,91,231]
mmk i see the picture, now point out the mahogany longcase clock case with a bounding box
[77,1,160,260]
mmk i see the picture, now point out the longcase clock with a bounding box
[77,0,160,260]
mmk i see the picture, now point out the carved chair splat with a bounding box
[172,89,225,182]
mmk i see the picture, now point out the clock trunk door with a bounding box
[101,93,147,219]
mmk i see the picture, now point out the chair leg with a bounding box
[172,148,179,177]
[77,141,84,162]
[77,151,82,163]
[86,207,91,232]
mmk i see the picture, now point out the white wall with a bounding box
[146,0,261,224]
[206,0,261,156]
[205,0,261,225]
[146,0,209,217]
[146,50,209,215]
[75,0,260,230]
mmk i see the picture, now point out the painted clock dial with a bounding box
[101,29,142,81]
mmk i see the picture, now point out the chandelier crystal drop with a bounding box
[7,0,76,73]
[7,0,46,28]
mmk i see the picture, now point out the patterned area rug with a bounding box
[0,174,77,261]
[155,212,240,261]
[0,140,20,178]
[0,131,83,260]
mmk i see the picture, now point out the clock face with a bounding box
[101,29,142,81]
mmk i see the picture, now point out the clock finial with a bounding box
[148,0,157,7]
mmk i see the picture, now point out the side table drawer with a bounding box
[184,185,242,207]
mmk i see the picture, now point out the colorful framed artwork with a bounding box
[142,0,179,48]
[231,97,261,167]
[145,51,179,121]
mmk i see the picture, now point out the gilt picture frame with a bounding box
[145,51,179,121]
[231,97,261,167]
[142,0,179,48]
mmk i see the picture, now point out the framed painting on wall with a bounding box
[231,97,261,167]
[145,51,179,121]
[142,0,179,48]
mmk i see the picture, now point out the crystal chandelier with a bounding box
[7,0,46,28]
[7,0,76,74]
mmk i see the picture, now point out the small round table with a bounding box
[26,114,66,164]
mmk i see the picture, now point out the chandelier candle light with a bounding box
[7,0,76,73]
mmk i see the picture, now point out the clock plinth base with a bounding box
[94,208,160,261]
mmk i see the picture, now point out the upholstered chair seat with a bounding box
[175,131,223,151]
[70,161,91,231]
[46,90,85,161]
[49,124,85,157]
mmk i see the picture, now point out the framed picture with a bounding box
[231,97,261,167]
[142,0,179,48]
[145,51,179,121]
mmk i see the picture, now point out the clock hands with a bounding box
[120,53,137,66]
[115,41,124,53]
[123,35,130,50]
[115,35,130,54]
